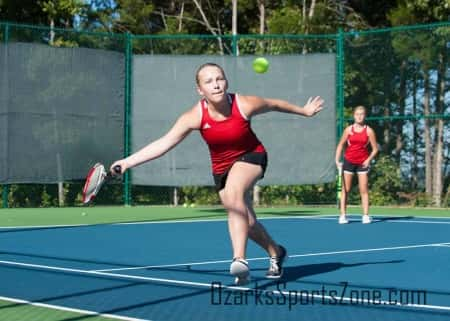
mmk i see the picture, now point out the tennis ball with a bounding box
[253,57,269,73]
[183,203,188,208]
[81,212,86,216]
[190,203,196,208]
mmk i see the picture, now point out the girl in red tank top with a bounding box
[200,93,265,174]
[110,63,324,285]
[335,106,378,225]
[344,125,369,165]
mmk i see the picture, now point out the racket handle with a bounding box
[113,165,122,174]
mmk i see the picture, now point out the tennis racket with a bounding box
[336,164,342,207]
[82,163,121,204]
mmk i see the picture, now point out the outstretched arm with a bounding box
[110,105,201,173]
[238,95,324,118]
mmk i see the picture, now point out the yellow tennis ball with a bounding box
[190,203,196,208]
[253,57,269,73]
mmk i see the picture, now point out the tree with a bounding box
[39,0,84,45]
[388,0,450,206]
[266,1,368,35]
[348,0,398,27]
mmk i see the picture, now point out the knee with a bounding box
[359,188,368,196]
[360,190,369,197]
[221,189,245,212]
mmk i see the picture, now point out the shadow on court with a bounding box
[161,258,450,296]
[150,260,405,284]
[261,210,322,216]
[198,209,322,216]
[371,216,415,224]
[280,260,404,283]
[0,250,138,269]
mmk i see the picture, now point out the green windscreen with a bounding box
[0,42,125,183]
[131,54,336,186]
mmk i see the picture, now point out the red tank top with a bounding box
[344,125,369,165]
[199,93,265,174]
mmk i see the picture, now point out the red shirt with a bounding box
[199,93,265,174]
[344,125,369,165]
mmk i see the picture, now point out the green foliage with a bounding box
[266,7,303,34]
[260,184,335,206]
[114,0,154,34]
[132,186,170,205]
[369,155,403,205]
[389,0,450,24]
[51,37,79,47]
[179,186,220,205]
[8,184,58,207]
[39,0,84,19]
[411,193,434,207]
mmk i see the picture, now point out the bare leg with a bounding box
[245,191,280,257]
[219,162,263,260]
[244,189,287,279]
[357,173,369,216]
[340,172,353,217]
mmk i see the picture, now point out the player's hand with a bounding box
[336,161,342,169]
[362,159,370,168]
[110,160,129,175]
[303,96,324,117]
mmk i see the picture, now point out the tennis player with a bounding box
[335,105,378,224]
[110,63,324,284]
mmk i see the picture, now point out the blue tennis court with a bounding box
[1,214,450,321]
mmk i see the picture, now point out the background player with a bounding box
[335,105,378,224]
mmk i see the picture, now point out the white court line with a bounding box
[0,259,449,313]
[0,224,88,229]
[305,216,450,225]
[113,215,450,226]
[1,213,450,229]
[115,214,338,225]
[0,295,151,321]
[95,242,450,272]
[387,220,450,225]
[385,220,450,225]
[0,215,336,230]
[433,244,450,248]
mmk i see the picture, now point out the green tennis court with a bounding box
[0,206,448,227]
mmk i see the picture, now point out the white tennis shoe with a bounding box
[230,258,250,285]
[338,215,349,224]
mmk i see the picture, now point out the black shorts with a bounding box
[343,158,369,174]
[213,152,268,191]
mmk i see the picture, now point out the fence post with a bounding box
[232,34,238,56]
[336,28,345,207]
[2,23,9,208]
[124,32,132,206]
